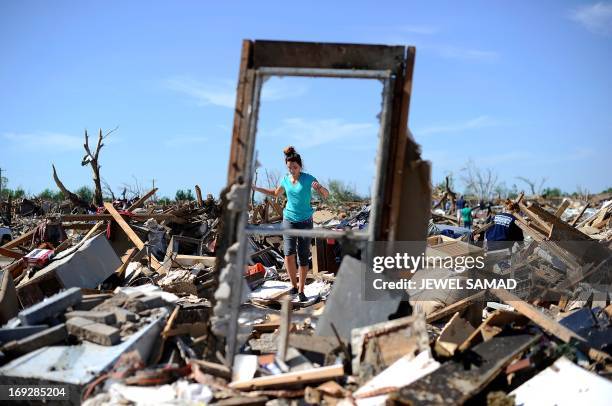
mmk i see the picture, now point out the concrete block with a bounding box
[65,311,116,325]
[110,307,137,323]
[73,294,111,311]
[0,325,49,344]
[2,324,67,355]
[139,295,164,309]
[66,316,120,346]
[18,287,82,326]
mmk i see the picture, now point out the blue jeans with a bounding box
[282,217,313,266]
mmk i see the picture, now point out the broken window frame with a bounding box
[214,40,424,368]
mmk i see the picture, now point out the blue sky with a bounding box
[1,0,611,199]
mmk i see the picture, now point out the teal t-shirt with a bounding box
[281,172,316,222]
[461,207,472,222]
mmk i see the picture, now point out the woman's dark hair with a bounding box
[283,146,302,167]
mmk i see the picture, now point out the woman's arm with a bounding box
[312,181,329,199]
[253,184,284,197]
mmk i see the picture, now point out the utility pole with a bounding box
[152,178,157,202]
[0,167,4,200]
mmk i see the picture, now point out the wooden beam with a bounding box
[0,246,23,259]
[127,188,158,211]
[277,297,292,362]
[228,364,344,390]
[189,359,231,380]
[570,203,589,227]
[103,202,162,269]
[59,214,178,222]
[554,199,570,218]
[491,288,610,362]
[61,223,100,230]
[195,185,203,208]
[1,227,36,249]
[227,40,253,184]
[252,40,405,71]
[387,46,416,241]
[82,221,105,241]
[115,247,139,278]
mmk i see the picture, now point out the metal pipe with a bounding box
[245,226,370,240]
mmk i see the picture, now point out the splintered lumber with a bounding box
[189,359,231,380]
[554,199,570,218]
[570,203,589,227]
[115,247,140,277]
[103,202,162,269]
[127,188,158,211]
[393,334,539,405]
[457,310,527,352]
[228,364,344,390]
[521,202,592,242]
[426,291,486,323]
[0,247,23,259]
[434,312,475,357]
[491,289,580,343]
[1,228,36,250]
[491,289,610,362]
[195,185,204,207]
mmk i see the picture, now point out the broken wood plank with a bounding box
[426,291,486,323]
[491,289,580,343]
[393,334,539,405]
[115,247,140,278]
[103,202,161,269]
[127,188,158,211]
[277,297,291,362]
[228,364,344,390]
[189,358,231,380]
[435,312,475,357]
[195,185,203,208]
[554,199,570,218]
[457,310,527,352]
[491,288,610,362]
[1,228,35,250]
[0,247,23,259]
[570,203,589,227]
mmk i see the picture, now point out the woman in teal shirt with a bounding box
[252,146,329,302]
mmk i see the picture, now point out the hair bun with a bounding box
[283,146,296,156]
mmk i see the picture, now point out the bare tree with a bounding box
[264,169,282,202]
[432,175,457,213]
[102,178,116,201]
[516,176,547,196]
[52,164,95,211]
[264,169,281,189]
[575,185,590,201]
[460,160,499,201]
[121,175,143,200]
[81,127,117,206]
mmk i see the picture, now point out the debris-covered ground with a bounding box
[1,189,611,405]
[1,39,611,406]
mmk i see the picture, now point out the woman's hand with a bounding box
[313,181,330,199]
